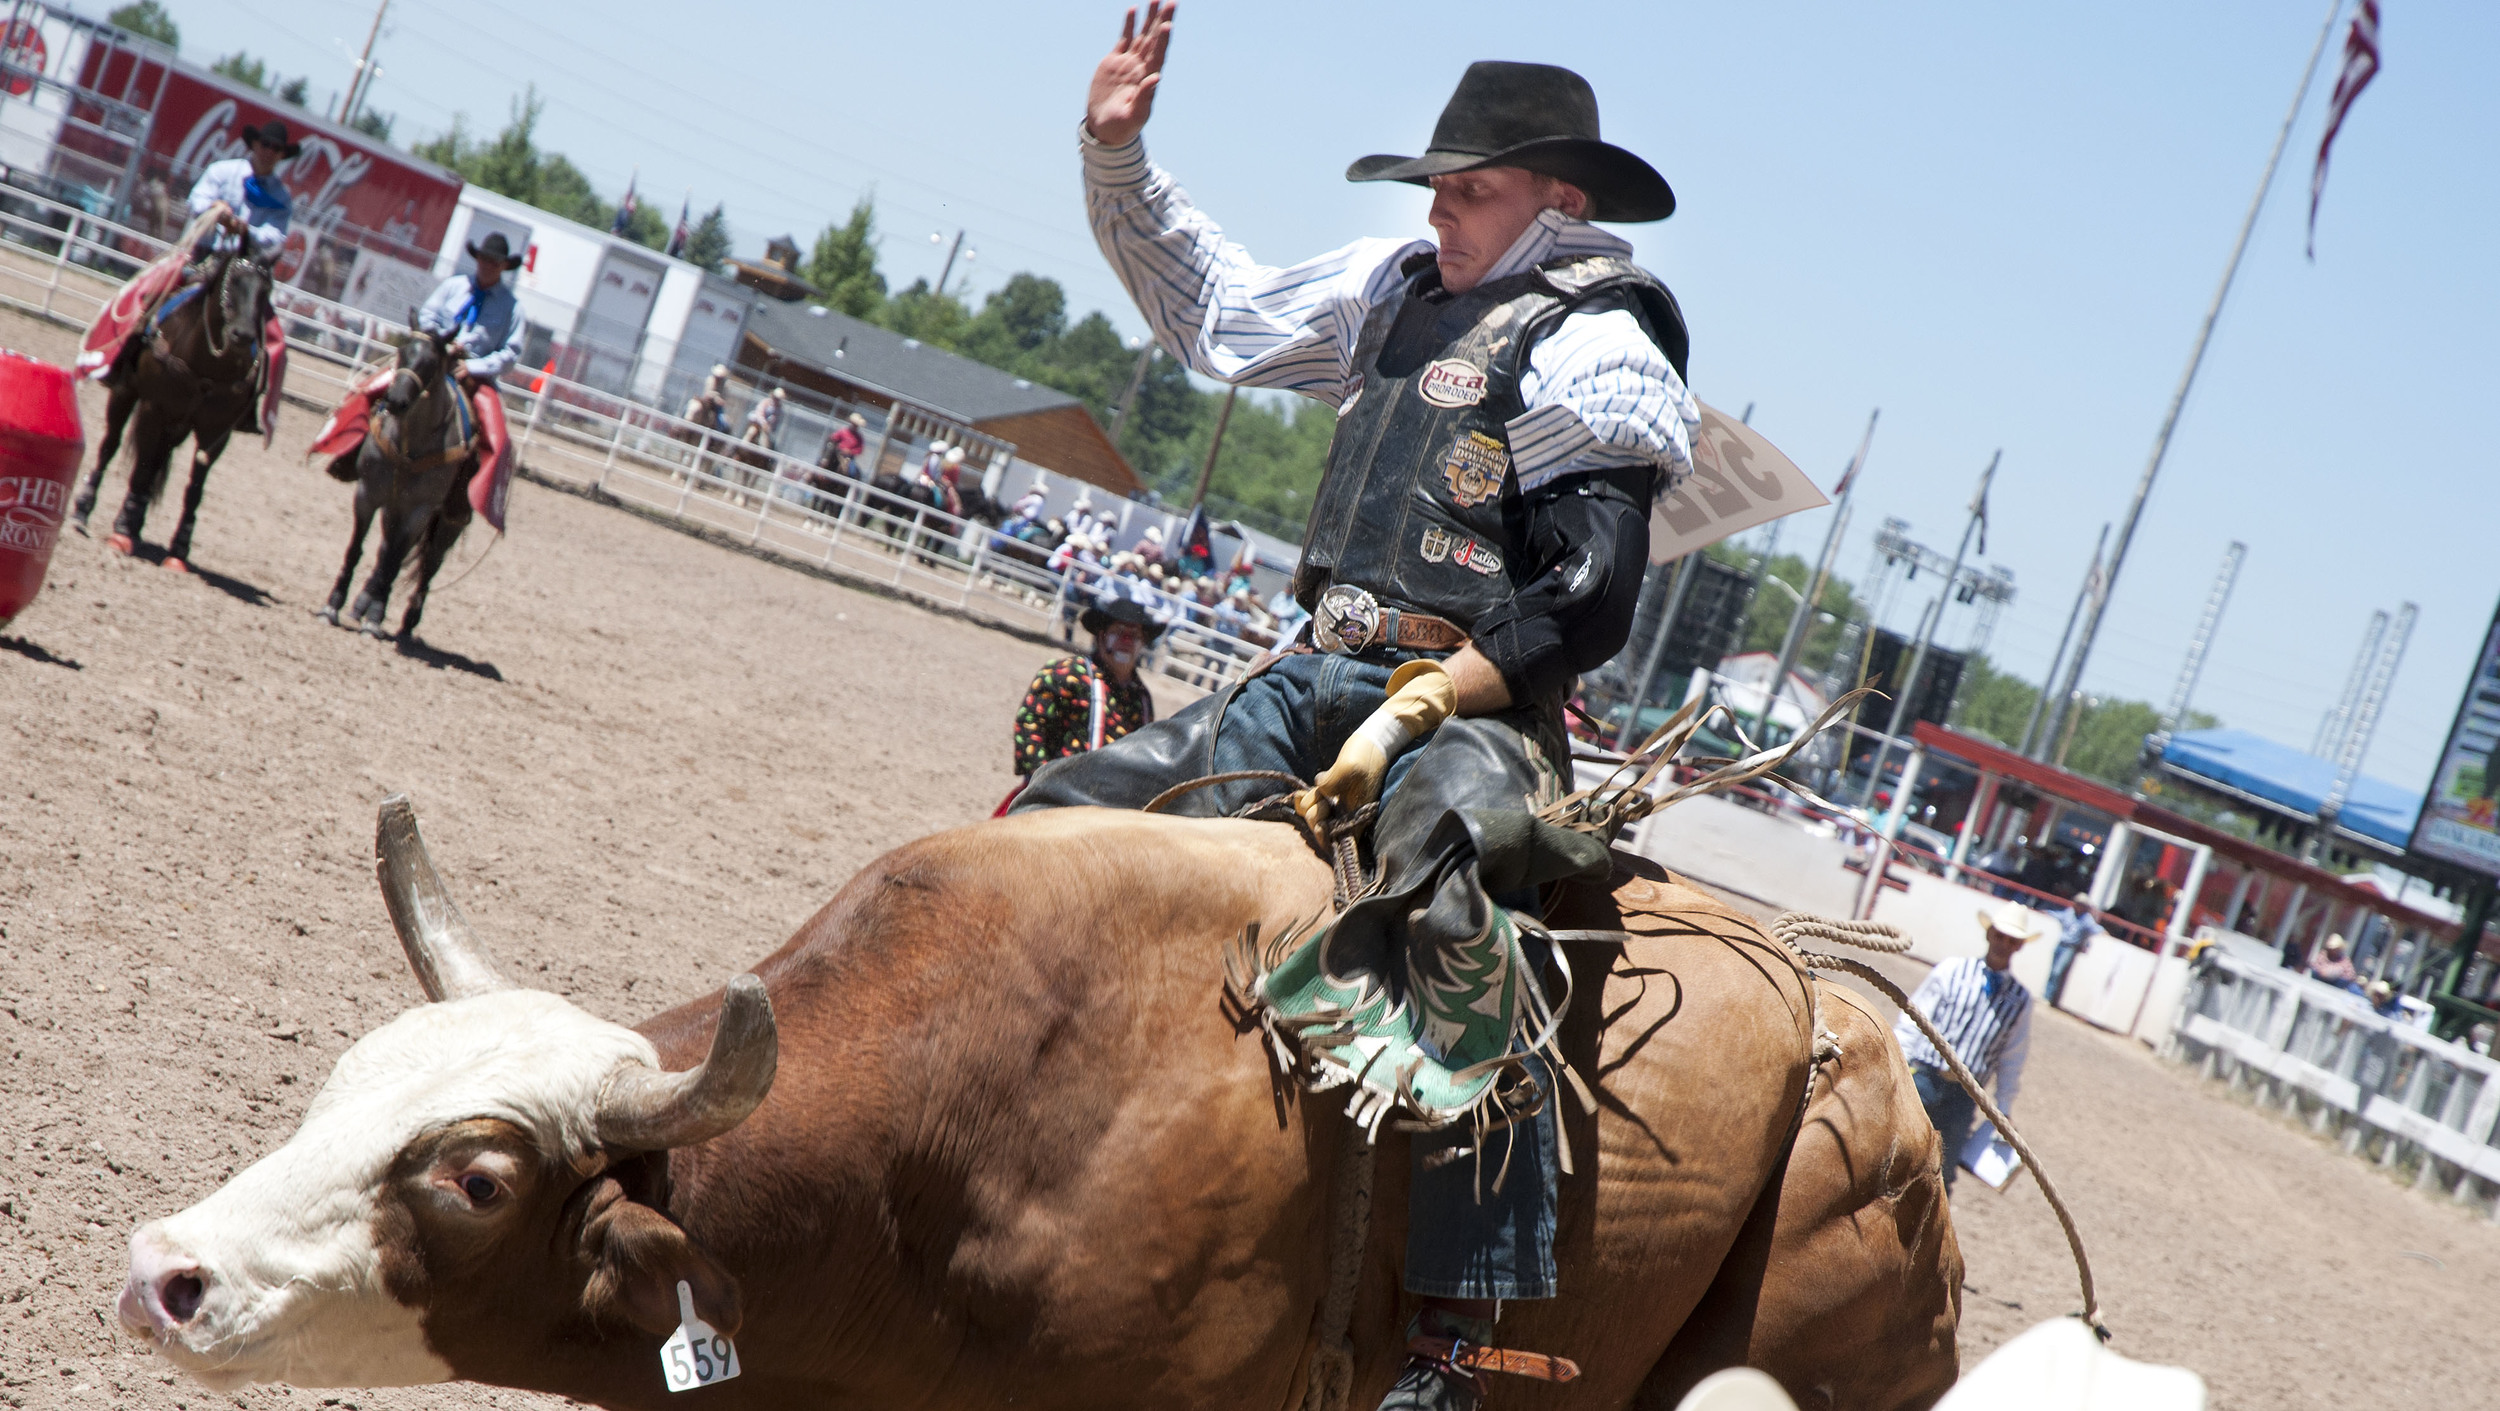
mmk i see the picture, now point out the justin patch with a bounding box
[1419,525,1502,576]
[1441,431,1509,507]
[1417,358,1488,408]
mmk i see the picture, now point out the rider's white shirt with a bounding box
[1081,130,1697,495]
[186,158,289,262]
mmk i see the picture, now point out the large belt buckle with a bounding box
[1314,584,1382,655]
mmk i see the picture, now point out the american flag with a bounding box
[668,196,691,260]
[611,172,640,236]
[2308,0,2382,258]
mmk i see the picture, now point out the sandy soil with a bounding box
[3,299,2494,1410]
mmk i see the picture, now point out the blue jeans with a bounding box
[1913,1064,1977,1191]
[2045,938,2085,1007]
[1015,651,1570,1299]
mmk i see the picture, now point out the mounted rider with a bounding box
[307,231,524,532]
[79,119,300,436]
[1015,9,1696,1406]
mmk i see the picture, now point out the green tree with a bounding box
[210,52,267,91]
[804,198,886,318]
[275,75,309,108]
[1947,653,2039,748]
[1712,550,1870,676]
[351,109,395,143]
[881,277,973,347]
[683,204,732,272]
[106,1,178,47]
[416,89,669,248]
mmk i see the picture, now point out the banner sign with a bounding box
[2408,597,2500,879]
[1649,402,1831,564]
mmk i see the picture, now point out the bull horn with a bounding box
[596,975,779,1151]
[375,794,510,1002]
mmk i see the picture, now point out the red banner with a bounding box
[67,48,461,292]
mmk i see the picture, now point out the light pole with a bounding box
[1863,451,1996,812]
[1754,408,1879,740]
[1106,337,1156,444]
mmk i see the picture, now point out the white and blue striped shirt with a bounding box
[1894,956,2034,1112]
[1081,130,1697,495]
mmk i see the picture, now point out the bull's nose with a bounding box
[119,1227,207,1335]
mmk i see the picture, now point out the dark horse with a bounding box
[69,252,271,571]
[321,328,477,641]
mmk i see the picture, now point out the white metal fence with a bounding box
[2170,946,2500,1218]
[0,185,1273,693]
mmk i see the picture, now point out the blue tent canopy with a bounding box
[2158,728,2423,850]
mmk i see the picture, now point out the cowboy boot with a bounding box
[1377,1308,1492,1411]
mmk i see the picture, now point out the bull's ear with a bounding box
[581,1187,743,1338]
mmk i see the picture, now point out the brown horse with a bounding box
[320,329,477,641]
[116,804,1959,1408]
[69,251,271,571]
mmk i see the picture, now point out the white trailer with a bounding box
[436,186,748,401]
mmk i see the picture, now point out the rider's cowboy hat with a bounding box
[846,412,867,427]
[1081,589,1164,643]
[239,119,302,158]
[1346,61,1674,223]
[1976,902,2053,946]
[466,231,520,268]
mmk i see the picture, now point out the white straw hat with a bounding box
[1977,901,2052,945]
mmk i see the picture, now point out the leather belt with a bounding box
[1310,584,1467,655]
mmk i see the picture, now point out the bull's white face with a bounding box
[117,989,659,1389]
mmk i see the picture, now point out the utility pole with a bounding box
[2047,0,2346,751]
[933,229,967,295]
[1756,408,1879,738]
[1612,402,1754,754]
[2157,540,2247,739]
[341,0,389,124]
[1189,385,1238,511]
[1105,339,1157,444]
[2308,601,2415,864]
[2021,523,2107,757]
[1863,450,1997,809]
[2314,610,2388,756]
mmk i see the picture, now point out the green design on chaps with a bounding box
[1254,907,1537,1124]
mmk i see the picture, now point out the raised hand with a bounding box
[1085,3,1175,147]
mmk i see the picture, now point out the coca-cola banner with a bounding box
[70,46,460,294]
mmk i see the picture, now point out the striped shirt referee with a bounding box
[1895,954,2035,1113]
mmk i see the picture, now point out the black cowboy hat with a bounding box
[465,231,519,268]
[1346,61,1674,223]
[1080,589,1164,642]
[239,119,303,159]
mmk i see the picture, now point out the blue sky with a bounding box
[152,0,2498,792]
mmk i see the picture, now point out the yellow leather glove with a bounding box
[1293,659,1456,831]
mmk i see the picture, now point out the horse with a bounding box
[69,251,271,572]
[320,329,478,641]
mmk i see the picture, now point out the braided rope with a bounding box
[1771,912,1914,954]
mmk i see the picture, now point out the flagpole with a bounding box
[1863,450,1997,808]
[2042,0,2346,754]
[2018,521,2107,756]
[1612,401,1755,754]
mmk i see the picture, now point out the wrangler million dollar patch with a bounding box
[1441,431,1509,507]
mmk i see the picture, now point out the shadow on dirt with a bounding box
[395,636,503,681]
[0,636,82,669]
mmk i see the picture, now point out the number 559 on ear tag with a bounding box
[660,1279,741,1392]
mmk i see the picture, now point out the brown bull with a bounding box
[116,801,1959,1408]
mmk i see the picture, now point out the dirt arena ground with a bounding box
[3,300,2494,1409]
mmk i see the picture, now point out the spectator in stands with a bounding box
[2366,980,2405,1019]
[1895,901,2046,1191]
[1136,524,1168,566]
[2045,891,2102,1009]
[1011,591,1161,786]
[2309,934,2361,990]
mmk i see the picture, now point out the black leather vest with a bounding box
[1294,253,1690,634]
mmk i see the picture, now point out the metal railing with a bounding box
[0,184,1275,694]
[2172,947,2500,1216]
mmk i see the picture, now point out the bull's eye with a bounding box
[458,1173,501,1206]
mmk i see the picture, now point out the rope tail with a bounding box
[1793,946,2106,1340]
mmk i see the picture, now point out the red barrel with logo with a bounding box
[0,349,87,632]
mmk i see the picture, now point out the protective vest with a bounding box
[1294,253,1689,634]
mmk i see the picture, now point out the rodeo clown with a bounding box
[309,231,526,533]
[1015,7,1696,1407]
